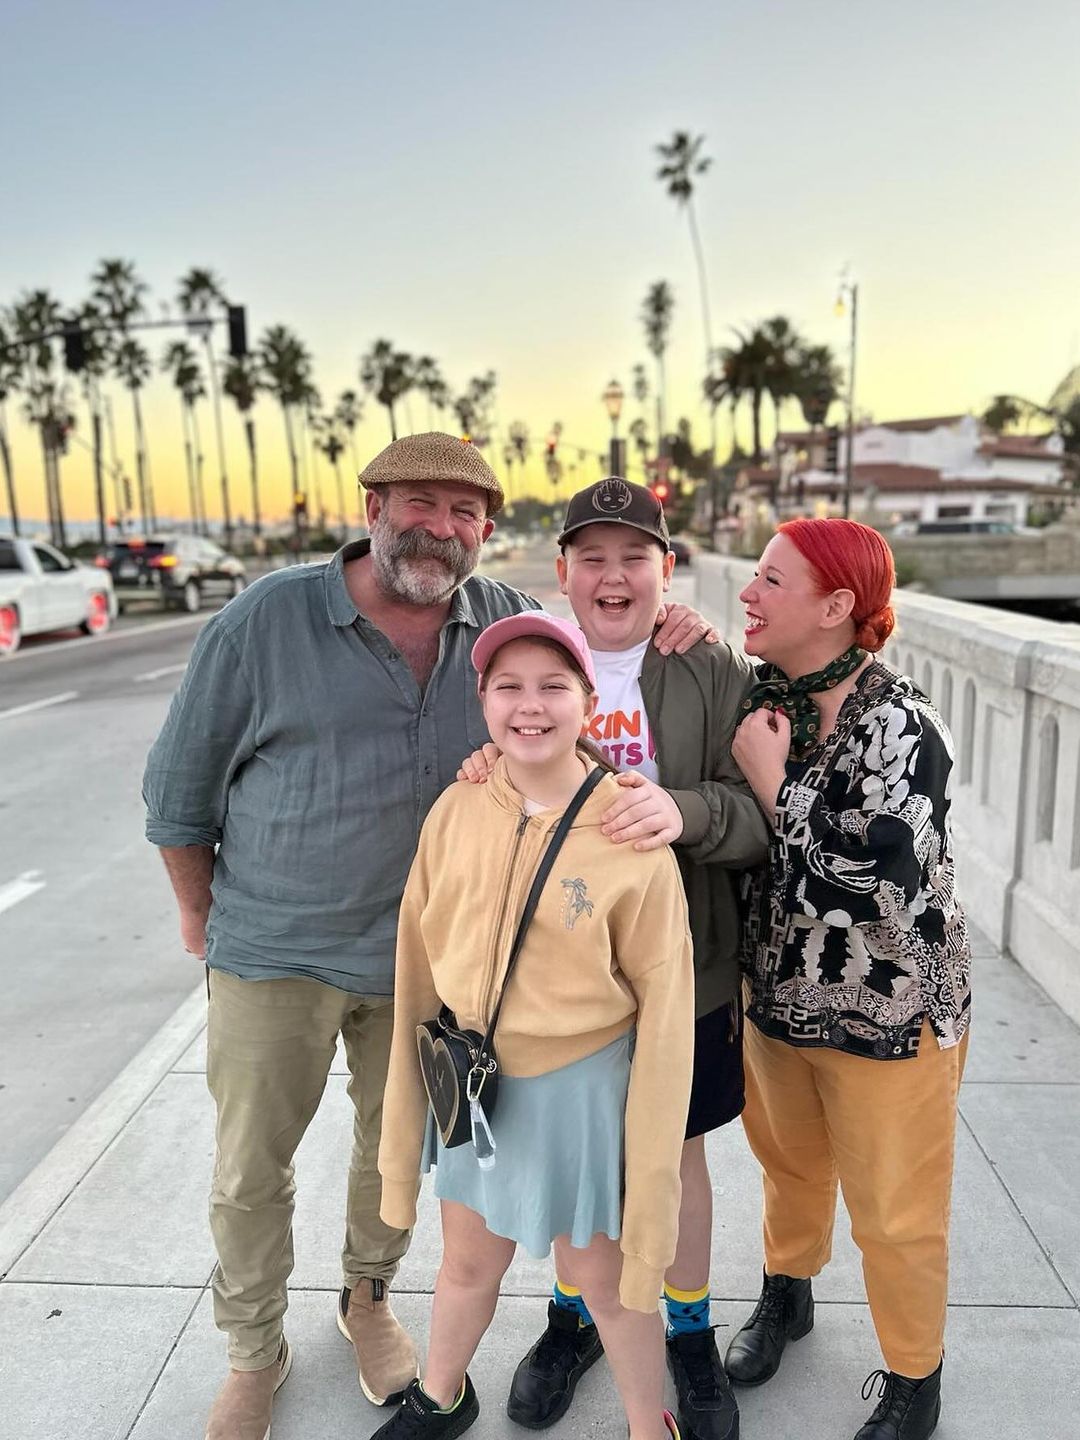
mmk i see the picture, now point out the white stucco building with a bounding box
[743,414,1068,526]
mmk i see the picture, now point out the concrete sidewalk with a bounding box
[2,929,1078,1440]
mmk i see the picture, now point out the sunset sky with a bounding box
[3,0,1078,528]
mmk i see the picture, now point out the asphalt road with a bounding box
[0,547,566,1204]
[0,541,690,1203]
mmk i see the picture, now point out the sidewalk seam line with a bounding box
[122,1273,213,1440]
[956,1104,1079,1308]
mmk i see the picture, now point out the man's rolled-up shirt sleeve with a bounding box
[143,620,257,848]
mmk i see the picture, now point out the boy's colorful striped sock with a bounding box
[664,1283,711,1336]
[553,1281,594,1328]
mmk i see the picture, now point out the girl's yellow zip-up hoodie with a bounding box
[378,759,695,1314]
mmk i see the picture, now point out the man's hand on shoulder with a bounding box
[456,742,500,783]
[652,602,720,655]
[600,772,685,851]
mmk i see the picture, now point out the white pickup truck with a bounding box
[0,536,116,657]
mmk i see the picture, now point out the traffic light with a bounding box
[824,426,840,475]
[652,479,671,505]
[293,491,308,523]
[63,324,86,373]
[227,305,248,359]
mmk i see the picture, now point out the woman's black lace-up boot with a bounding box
[854,1360,942,1440]
[723,1271,814,1386]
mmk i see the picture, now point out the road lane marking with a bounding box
[2,612,207,662]
[0,690,79,721]
[0,870,45,915]
[134,663,188,683]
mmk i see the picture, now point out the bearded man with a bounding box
[143,433,713,1440]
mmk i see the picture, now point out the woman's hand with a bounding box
[732,708,790,818]
[600,772,685,850]
[653,603,720,655]
[456,742,501,783]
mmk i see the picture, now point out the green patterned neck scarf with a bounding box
[741,645,867,759]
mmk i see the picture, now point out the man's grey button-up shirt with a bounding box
[143,541,538,993]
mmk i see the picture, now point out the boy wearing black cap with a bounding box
[464,477,768,1440]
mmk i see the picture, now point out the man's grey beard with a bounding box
[369,511,480,605]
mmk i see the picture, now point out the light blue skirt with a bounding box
[421,1031,632,1257]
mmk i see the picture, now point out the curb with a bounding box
[0,982,207,1278]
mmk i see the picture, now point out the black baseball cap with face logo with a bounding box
[557,476,671,551]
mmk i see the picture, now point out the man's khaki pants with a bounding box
[741,1018,968,1379]
[206,969,410,1370]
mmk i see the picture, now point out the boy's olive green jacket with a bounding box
[640,639,769,1016]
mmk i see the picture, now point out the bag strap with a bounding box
[477,765,605,1061]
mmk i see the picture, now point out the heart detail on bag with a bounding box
[416,1025,465,1146]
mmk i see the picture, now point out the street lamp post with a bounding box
[602,378,625,476]
[835,275,858,520]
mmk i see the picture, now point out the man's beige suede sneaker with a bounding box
[336,1279,419,1405]
[204,1337,292,1440]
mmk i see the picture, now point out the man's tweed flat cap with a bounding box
[358,432,504,515]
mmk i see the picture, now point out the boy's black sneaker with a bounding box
[369,1376,479,1440]
[506,1300,604,1428]
[854,1362,942,1440]
[666,1329,740,1440]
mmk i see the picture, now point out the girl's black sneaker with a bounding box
[370,1375,480,1440]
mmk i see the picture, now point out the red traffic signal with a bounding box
[652,480,671,504]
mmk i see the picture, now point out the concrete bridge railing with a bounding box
[694,552,1080,1026]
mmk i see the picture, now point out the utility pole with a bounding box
[836,276,859,520]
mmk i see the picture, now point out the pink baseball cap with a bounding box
[471,613,597,689]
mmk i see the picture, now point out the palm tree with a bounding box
[508,420,530,499]
[69,300,114,545]
[11,290,71,546]
[178,267,233,543]
[257,325,312,511]
[641,282,675,452]
[655,131,715,368]
[163,340,206,532]
[92,260,153,531]
[223,355,262,536]
[113,337,154,534]
[412,355,450,429]
[316,414,348,536]
[982,395,1024,434]
[0,318,23,536]
[759,316,803,446]
[334,389,364,526]
[792,343,843,431]
[360,339,413,440]
[452,372,498,447]
[718,325,779,464]
[300,383,324,528]
[995,369,1080,484]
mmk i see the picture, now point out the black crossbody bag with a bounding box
[415,767,604,1165]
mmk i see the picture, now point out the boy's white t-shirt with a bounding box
[587,638,660,782]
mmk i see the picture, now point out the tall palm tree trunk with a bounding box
[282,405,299,500]
[91,399,107,546]
[49,436,68,549]
[386,402,398,441]
[751,390,763,464]
[0,410,20,537]
[38,423,58,546]
[132,393,150,536]
[203,336,233,546]
[333,457,346,537]
[244,417,261,537]
[180,403,198,532]
[686,201,715,363]
[191,407,208,534]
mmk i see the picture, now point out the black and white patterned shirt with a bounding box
[742,661,971,1060]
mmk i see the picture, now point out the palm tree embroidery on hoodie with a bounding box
[560,877,594,930]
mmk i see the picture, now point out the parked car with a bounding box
[99,535,247,614]
[0,536,116,657]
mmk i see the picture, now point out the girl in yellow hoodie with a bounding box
[375,612,694,1440]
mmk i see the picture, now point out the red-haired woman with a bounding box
[727,518,970,1440]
